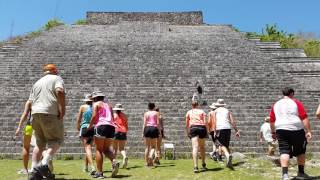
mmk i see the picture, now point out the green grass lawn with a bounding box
[1,157,320,180]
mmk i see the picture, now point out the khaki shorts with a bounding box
[268,141,277,152]
[32,114,64,149]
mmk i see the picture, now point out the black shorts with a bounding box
[210,131,217,144]
[276,129,307,157]
[190,125,207,139]
[79,127,94,138]
[114,132,127,140]
[214,129,231,148]
[94,125,115,139]
[144,126,159,139]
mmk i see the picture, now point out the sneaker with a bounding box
[282,173,289,180]
[17,169,28,175]
[202,163,208,171]
[89,167,96,176]
[123,157,128,169]
[210,152,218,161]
[194,167,199,173]
[34,164,52,178]
[296,172,311,179]
[217,155,223,162]
[92,172,104,179]
[154,158,161,166]
[226,155,233,169]
[28,171,42,180]
[111,162,120,178]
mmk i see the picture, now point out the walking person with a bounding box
[15,100,34,174]
[207,103,220,162]
[269,87,312,180]
[185,100,208,173]
[76,94,95,174]
[28,64,65,180]
[259,117,276,156]
[154,107,164,165]
[211,99,240,169]
[142,102,161,167]
[88,91,119,178]
[113,103,129,169]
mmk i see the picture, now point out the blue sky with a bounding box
[0,0,319,41]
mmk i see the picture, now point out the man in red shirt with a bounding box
[270,87,312,180]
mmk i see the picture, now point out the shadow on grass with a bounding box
[203,167,223,172]
[233,161,245,167]
[113,175,132,178]
[126,165,143,170]
[55,178,90,180]
[55,173,69,175]
[292,176,320,180]
[155,164,175,168]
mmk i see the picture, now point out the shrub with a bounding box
[44,19,64,31]
[303,40,320,57]
[74,19,87,25]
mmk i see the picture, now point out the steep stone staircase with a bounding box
[1,12,319,158]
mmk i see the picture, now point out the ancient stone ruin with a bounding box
[0,11,319,158]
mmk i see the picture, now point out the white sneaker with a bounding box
[282,173,289,180]
[17,169,28,175]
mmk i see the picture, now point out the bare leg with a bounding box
[191,136,199,168]
[199,138,206,165]
[22,135,31,171]
[113,140,119,159]
[94,137,105,173]
[118,140,127,165]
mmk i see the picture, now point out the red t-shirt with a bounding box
[114,112,128,133]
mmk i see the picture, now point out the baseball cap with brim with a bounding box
[82,94,93,102]
[91,91,105,98]
[214,99,227,107]
[113,103,125,111]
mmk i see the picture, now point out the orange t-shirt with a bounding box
[114,112,128,133]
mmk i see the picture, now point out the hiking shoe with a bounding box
[123,157,128,169]
[226,155,233,169]
[111,162,120,178]
[28,171,43,180]
[210,152,218,161]
[17,169,28,175]
[296,172,311,179]
[217,155,223,162]
[202,163,208,171]
[154,158,161,166]
[34,164,52,178]
[92,172,104,179]
[194,167,199,173]
[282,173,289,180]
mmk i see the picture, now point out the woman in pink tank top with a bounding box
[88,91,119,178]
[142,102,160,167]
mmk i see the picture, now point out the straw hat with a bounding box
[82,94,92,102]
[214,99,226,107]
[113,103,125,111]
[91,91,105,98]
[209,103,217,109]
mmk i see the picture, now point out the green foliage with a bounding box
[44,19,64,31]
[303,40,320,57]
[74,19,87,25]
[246,24,320,57]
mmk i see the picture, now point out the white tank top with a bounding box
[215,107,231,130]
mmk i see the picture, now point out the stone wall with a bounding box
[86,11,203,25]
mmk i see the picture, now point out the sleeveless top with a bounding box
[146,111,158,127]
[95,102,115,127]
[186,108,206,127]
[215,107,231,130]
[114,112,128,133]
[80,105,92,129]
